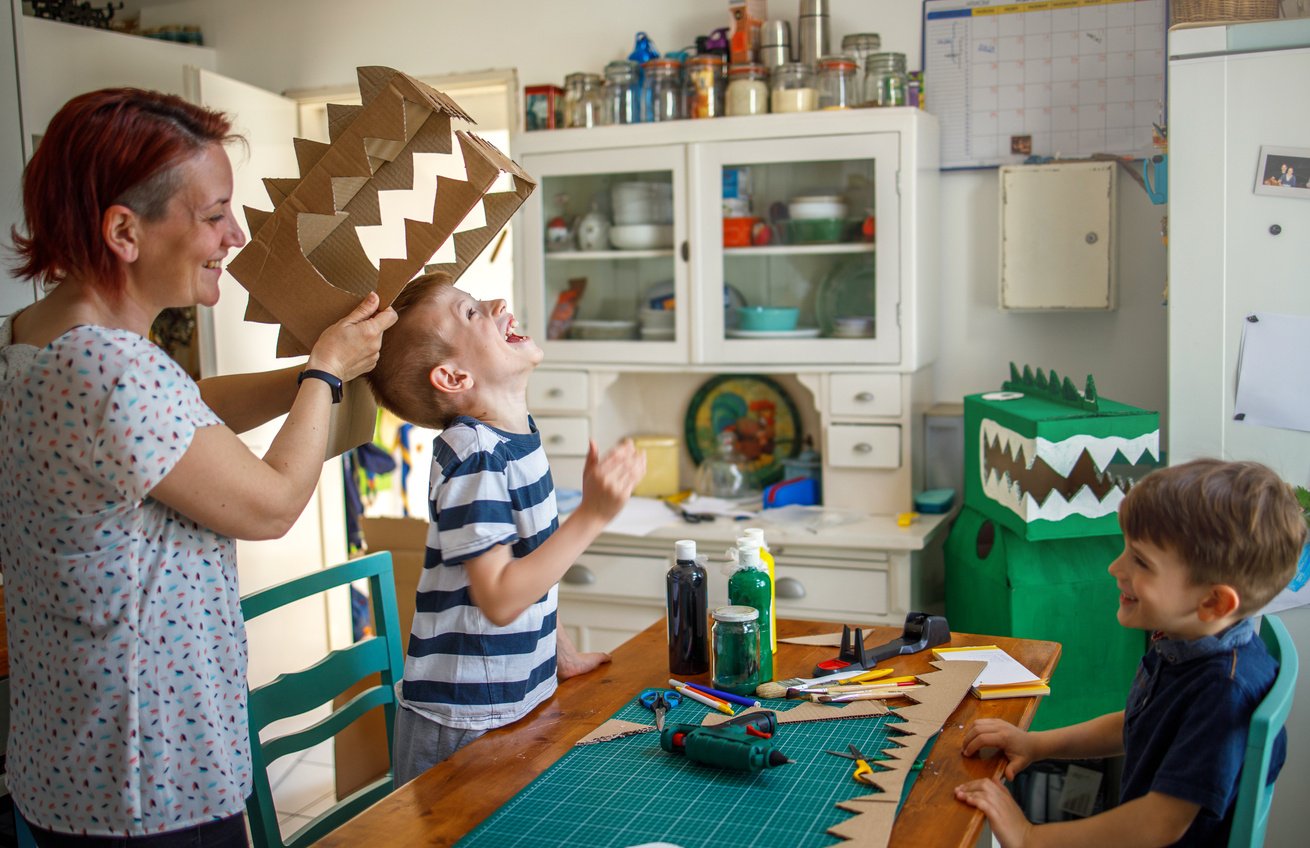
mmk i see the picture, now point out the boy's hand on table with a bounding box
[962,718,1039,779]
[556,628,611,680]
[578,439,647,522]
[955,777,1033,848]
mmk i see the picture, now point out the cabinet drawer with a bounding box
[538,416,590,456]
[559,552,667,602]
[828,374,901,418]
[775,562,889,619]
[528,370,589,412]
[826,424,900,469]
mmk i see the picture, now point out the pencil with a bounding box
[681,681,762,709]
[671,682,735,716]
[668,678,734,709]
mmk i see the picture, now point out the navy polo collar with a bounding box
[1150,618,1256,665]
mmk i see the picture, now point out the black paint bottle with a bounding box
[666,539,709,675]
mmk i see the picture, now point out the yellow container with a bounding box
[632,435,680,497]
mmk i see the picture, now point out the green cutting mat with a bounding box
[457,698,915,848]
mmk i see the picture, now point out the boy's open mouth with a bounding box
[504,315,526,344]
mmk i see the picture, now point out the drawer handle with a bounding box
[854,391,875,403]
[853,442,874,454]
[563,565,595,585]
[546,387,564,398]
[548,434,566,445]
[776,577,805,600]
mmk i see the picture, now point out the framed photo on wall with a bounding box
[1255,146,1310,198]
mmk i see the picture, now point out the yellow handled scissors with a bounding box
[825,743,879,785]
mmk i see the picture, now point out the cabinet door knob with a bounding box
[546,387,564,398]
[854,391,875,403]
[549,434,565,445]
[680,240,690,262]
[854,442,874,454]
[776,576,805,600]
[562,565,595,585]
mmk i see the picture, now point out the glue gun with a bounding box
[660,711,791,772]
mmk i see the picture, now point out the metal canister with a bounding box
[797,0,831,67]
[759,19,793,72]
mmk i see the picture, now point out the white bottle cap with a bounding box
[736,542,761,569]
[675,539,697,561]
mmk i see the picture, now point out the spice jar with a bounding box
[770,62,818,113]
[642,58,684,122]
[602,60,639,125]
[726,63,769,116]
[711,605,762,695]
[817,55,859,110]
[866,52,908,107]
[841,33,882,105]
[563,72,604,128]
[685,54,726,119]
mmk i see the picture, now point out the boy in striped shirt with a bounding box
[365,273,646,784]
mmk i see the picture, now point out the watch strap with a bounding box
[298,368,344,404]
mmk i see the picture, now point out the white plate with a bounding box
[726,327,822,339]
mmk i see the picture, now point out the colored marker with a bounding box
[682,680,762,709]
[669,681,735,716]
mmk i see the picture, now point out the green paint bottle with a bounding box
[726,542,773,685]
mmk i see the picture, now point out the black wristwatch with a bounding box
[298,368,343,404]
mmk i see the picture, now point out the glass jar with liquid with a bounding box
[711,605,762,696]
[563,72,604,128]
[769,62,818,113]
[726,62,769,116]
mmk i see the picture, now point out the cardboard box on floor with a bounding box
[227,66,536,457]
[334,516,428,800]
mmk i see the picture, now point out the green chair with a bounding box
[1229,614,1299,848]
[241,552,405,848]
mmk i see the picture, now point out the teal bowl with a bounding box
[734,306,799,331]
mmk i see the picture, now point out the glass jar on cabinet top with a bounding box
[769,62,817,113]
[817,55,859,110]
[685,54,726,119]
[642,58,684,122]
[602,60,639,125]
[866,52,908,107]
[840,33,882,105]
[725,63,769,116]
[563,72,604,128]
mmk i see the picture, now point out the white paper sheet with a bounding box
[1234,312,1310,433]
[603,496,678,537]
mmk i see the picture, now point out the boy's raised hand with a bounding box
[962,718,1039,780]
[954,777,1033,848]
[578,439,647,522]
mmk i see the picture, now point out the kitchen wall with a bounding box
[134,0,1167,426]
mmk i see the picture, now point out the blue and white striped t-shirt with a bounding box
[399,415,559,730]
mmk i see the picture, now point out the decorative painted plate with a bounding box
[685,374,802,488]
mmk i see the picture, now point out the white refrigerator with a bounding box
[1169,19,1310,845]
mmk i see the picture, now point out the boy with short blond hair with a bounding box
[956,458,1305,847]
[365,272,645,784]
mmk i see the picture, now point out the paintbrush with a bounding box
[784,677,919,699]
[755,666,892,700]
[812,684,926,703]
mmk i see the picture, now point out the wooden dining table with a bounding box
[318,618,1060,848]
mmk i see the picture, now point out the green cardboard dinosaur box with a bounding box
[964,365,1160,540]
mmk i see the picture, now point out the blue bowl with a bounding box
[734,306,799,331]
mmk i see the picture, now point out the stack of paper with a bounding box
[931,645,1050,700]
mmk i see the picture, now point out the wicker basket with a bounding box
[1172,0,1281,24]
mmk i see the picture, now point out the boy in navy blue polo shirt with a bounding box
[954,459,1305,847]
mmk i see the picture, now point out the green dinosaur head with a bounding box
[963,366,1160,540]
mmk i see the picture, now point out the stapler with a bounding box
[812,612,951,676]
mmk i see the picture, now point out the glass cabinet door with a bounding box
[519,145,688,365]
[690,133,901,365]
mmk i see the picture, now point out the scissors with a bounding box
[824,743,879,785]
[637,688,682,730]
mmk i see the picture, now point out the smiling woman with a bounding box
[0,88,397,845]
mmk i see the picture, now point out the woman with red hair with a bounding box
[0,88,396,844]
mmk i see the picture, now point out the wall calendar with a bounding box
[923,0,1166,169]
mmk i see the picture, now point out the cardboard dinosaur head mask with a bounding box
[963,364,1160,540]
[226,66,536,453]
